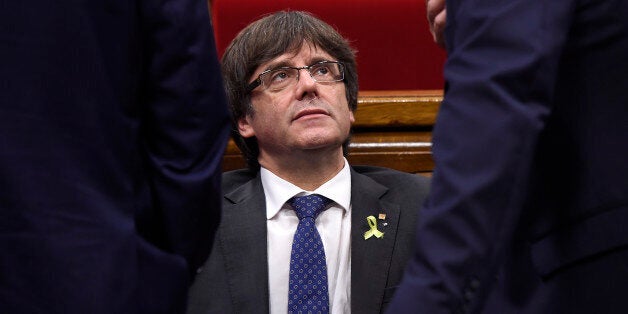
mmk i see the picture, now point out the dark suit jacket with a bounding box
[187,166,430,314]
[0,1,230,313]
[389,0,628,313]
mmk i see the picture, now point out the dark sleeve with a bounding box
[136,0,231,275]
[388,0,574,312]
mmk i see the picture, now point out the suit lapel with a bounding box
[220,174,270,313]
[350,169,401,314]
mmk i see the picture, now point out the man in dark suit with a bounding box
[389,0,628,313]
[186,11,430,314]
[0,1,230,313]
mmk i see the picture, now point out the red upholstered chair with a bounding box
[210,0,446,90]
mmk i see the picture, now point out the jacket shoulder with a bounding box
[352,165,431,189]
[222,169,257,191]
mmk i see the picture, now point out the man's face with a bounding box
[238,43,354,162]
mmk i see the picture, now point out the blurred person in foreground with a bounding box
[187,11,431,314]
[0,1,230,313]
[389,0,628,313]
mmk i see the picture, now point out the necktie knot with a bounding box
[289,194,331,220]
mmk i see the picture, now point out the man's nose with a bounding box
[295,69,318,100]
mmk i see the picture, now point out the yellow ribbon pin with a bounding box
[364,215,384,240]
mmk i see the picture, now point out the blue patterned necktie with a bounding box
[287,194,332,314]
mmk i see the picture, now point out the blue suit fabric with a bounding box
[0,1,230,313]
[389,0,628,313]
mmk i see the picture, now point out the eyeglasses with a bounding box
[246,61,345,93]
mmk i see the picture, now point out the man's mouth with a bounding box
[293,108,329,120]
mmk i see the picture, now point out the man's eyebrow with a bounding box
[262,60,292,71]
[262,57,334,71]
[309,57,330,64]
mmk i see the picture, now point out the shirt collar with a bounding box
[261,158,352,220]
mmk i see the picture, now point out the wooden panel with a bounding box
[348,131,434,174]
[354,90,442,127]
[222,90,443,174]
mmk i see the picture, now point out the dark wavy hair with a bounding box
[221,11,358,171]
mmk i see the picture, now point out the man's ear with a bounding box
[349,111,355,123]
[238,116,255,138]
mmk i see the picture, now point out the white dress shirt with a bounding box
[262,158,352,314]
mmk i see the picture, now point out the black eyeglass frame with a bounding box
[246,60,345,93]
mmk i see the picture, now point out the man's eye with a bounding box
[269,70,290,82]
[312,66,330,76]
